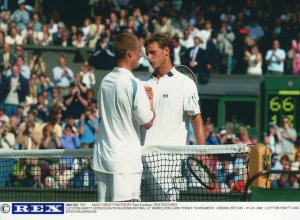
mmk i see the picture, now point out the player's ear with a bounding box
[164,46,170,56]
[128,49,133,57]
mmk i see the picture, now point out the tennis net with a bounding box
[0,144,249,202]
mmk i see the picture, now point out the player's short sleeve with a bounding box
[132,79,154,125]
[183,79,201,116]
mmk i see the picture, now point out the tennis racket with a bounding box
[174,65,197,84]
[186,156,216,190]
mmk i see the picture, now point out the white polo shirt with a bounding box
[93,67,154,174]
[141,67,201,146]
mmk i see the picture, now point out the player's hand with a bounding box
[144,86,153,100]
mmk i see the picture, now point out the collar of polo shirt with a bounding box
[151,71,174,78]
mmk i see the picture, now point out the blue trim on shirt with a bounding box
[130,78,137,105]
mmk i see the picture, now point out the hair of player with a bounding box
[113,32,139,61]
[144,33,173,52]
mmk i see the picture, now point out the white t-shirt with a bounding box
[247,54,262,75]
[141,67,201,146]
[93,67,154,174]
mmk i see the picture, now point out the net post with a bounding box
[249,143,271,189]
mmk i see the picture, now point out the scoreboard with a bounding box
[264,77,300,131]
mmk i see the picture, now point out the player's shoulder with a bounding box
[171,67,196,85]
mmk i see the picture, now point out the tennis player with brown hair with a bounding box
[141,34,205,201]
[93,32,155,202]
[143,33,205,147]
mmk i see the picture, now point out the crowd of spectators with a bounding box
[0,0,300,189]
[202,116,299,190]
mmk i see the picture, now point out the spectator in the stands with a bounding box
[57,161,74,189]
[70,158,96,188]
[70,25,79,43]
[34,24,52,46]
[44,164,60,189]
[40,123,61,149]
[78,107,99,149]
[217,159,233,190]
[270,153,282,180]
[288,174,299,189]
[48,18,58,35]
[89,15,105,48]
[16,120,40,150]
[278,117,297,160]
[141,14,154,36]
[36,74,53,96]
[32,13,42,32]
[271,174,290,189]
[291,38,300,75]
[22,21,36,45]
[0,64,29,116]
[0,30,6,46]
[6,55,31,79]
[237,126,253,145]
[15,105,25,124]
[0,107,9,124]
[263,121,282,153]
[269,17,286,49]
[81,18,91,44]
[48,87,64,110]
[10,0,30,32]
[30,92,49,122]
[187,18,200,39]
[0,120,17,150]
[79,62,95,89]
[206,130,221,145]
[17,109,44,146]
[85,88,97,107]
[5,26,23,45]
[245,18,265,44]
[60,124,80,169]
[14,45,27,62]
[187,36,209,84]
[52,22,66,46]
[180,28,194,49]
[206,30,220,74]
[198,20,213,49]
[88,32,115,69]
[72,30,86,48]
[279,154,291,170]
[107,11,119,34]
[73,73,87,94]
[29,50,46,76]
[0,43,16,78]
[217,21,235,75]
[171,35,187,66]
[63,82,88,120]
[52,55,74,96]
[220,5,236,29]
[244,44,263,75]
[57,31,72,47]
[153,13,174,36]
[265,39,286,75]
[225,173,245,193]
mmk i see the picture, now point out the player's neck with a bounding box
[155,63,173,80]
[116,60,133,72]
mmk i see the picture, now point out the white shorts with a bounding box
[142,154,187,202]
[96,171,141,202]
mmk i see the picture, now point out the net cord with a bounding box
[0,144,248,158]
